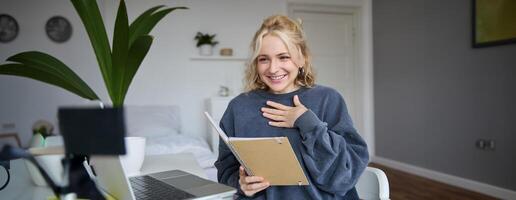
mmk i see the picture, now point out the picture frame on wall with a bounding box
[472,0,516,48]
[0,14,19,43]
[45,15,73,43]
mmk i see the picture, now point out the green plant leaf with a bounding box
[128,6,188,47]
[128,5,165,45]
[111,0,130,107]
[71,0,113,99]
[0,63,99,100]
[120,35,153,103]
[7,51,86,93]
[5,51,99,100]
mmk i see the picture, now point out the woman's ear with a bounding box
[298,66,305,77]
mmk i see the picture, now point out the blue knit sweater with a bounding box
[215,85,369,199]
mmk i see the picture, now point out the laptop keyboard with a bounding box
[130,175,196,200]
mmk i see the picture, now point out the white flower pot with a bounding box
[199,45,213,56]
[29,133,45,148]
[25,135,65,186]
[120,137,146,176]
[25,154,65,186]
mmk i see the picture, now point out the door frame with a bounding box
[288,1,375,156]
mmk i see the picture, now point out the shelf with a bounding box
[190,56,247,61]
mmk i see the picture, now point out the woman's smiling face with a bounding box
[256,35,301,94]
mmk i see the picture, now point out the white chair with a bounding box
[356,167,390,200]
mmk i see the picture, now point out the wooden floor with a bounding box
[368,163,499,200]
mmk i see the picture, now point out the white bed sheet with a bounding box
[145,133,218,181]
[124,105,218,181]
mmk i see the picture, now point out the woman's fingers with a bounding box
[293,95,304,107]
[240,166,266,184]
[268,121,289,128]
[245,181,270,191]
[263,99,307,128]
[239,166,246,176]
[238,166,270,197]
[266,101,290,110]
[262,112,285,121]
[261,107,286,115]
[244,176,264,184]
[241,180,270,196]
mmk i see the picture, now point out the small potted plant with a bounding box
[31,120,55,147]
[32,120,55,138]
[195,32,218,56]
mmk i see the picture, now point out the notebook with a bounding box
[204,112,309,186]
[90,155,236,200]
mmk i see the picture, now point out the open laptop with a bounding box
[57,107,235,200]
[90,155,235,200]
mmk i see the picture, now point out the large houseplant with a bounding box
[0,0,187,194]
[0,0,187,107]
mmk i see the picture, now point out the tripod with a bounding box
[0,145,106,200]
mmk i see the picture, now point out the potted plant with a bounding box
[0,0,187,194]
[195,32,219,56]
[30,120,55,149]
[32,120,54,139]
[0,0,187,107]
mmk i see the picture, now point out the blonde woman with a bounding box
[215,15,369,199]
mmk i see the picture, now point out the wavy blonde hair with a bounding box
[244,15,315,92]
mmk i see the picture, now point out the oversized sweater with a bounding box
[214,85,369,199]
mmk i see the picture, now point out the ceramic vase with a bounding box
[120,137,146,176]
[199,45,213,56]
[25,134,65,186]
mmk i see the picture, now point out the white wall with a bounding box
[0,0,371,147]
[0,0,285,146]
[373,0,516,194]
[0,0,105,146]
[105,0,286,141]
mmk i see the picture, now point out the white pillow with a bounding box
[124,105,181,138]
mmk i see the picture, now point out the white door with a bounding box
[290,8,364,134]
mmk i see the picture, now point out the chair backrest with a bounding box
[356,166,390,200]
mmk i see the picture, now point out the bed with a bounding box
[124,105,219,181]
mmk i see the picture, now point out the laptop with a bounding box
[57,107,235,200]
[90,155,236,200]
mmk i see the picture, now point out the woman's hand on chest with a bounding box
[261,95,307,128]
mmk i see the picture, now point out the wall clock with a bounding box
[45,16,72,43]
[0,14,19,43]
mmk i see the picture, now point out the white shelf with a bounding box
[190,56,247,61]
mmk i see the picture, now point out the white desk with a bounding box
[0,153,206,200]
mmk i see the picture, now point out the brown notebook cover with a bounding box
[229,137,309,185]
[204,112,309,186]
